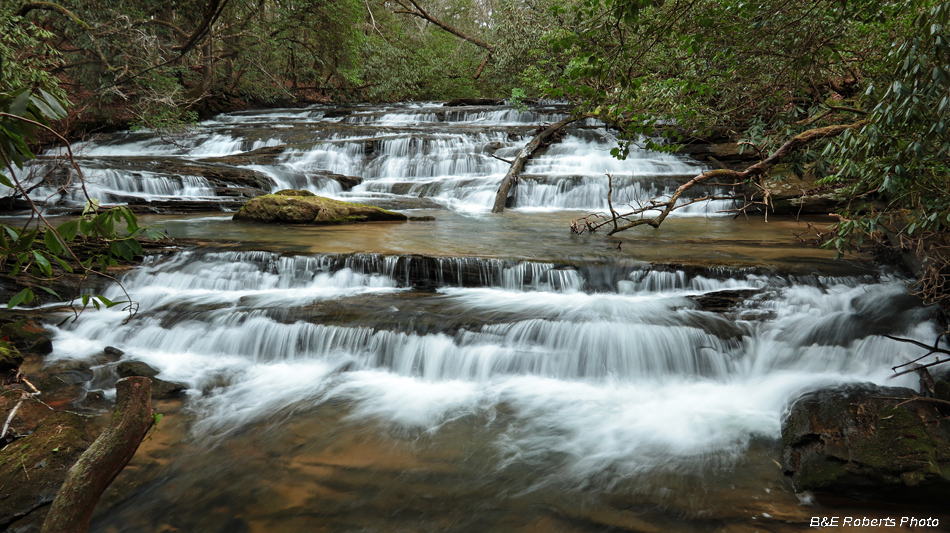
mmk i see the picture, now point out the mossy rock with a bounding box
[0,318,53,355]
[233,191,408,225]
[781,383,950,502]
[0,341,23,373]
[0,411,92,527]
[273,189,316,197]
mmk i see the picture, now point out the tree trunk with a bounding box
[41,377,153,533]
[491,117,577,213]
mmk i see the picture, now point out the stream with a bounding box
[23,103,949,531]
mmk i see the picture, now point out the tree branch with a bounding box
[571,121,867,234]
[393,0,495,51]
[41,377,153,533]
[492,117,577,213]
[16,2,90,29]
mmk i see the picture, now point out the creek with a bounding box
[27,103,949,531]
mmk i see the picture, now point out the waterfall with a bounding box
[27,103,718,213]
[49,252,932,471]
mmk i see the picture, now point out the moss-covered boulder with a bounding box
[233,190,408,225]
[781,383,950,502]
[0,318,53,355]
[0,341,23,373]
[0,411,93,528]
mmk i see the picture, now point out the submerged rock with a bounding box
[781,383,950,503]
[233,191,408,225]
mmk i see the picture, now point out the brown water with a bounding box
[139,210,864,271]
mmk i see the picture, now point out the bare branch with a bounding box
[571,121,867,235]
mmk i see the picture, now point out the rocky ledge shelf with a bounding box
[232,190,412,224]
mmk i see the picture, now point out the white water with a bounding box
[28,103,718,213]
[48,251,934,482]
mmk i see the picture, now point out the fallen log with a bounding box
[41,377,153,533]
[491,117,577,213]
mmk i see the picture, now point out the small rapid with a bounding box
[48,251,932,481]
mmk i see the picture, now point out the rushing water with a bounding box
[21,103,948,531]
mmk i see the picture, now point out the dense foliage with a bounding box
[503,0,950,297]
[1,0,518,130]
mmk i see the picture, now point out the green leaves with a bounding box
[0,88,69,172]
[7,288,34,309]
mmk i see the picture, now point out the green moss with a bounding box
[0,340,24,372]
[233,191,408,225]
[0,318,53,355]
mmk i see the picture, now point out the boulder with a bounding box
[0,318,53,355]
[0,341,23,373]
[116,361,159,379]
[305,171,363,191]
[45,358,94,385]
[781,383,950,503]
[0,411,93,528]
[233,191,408,225]
[116,360,186,399]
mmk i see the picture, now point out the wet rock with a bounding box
[0,341,24,373]
[150,379,187,399]
[233,191,408,225]
[0,318,53,355]
[0,411,93,528]
[45,359,94,385]
[76,156,277,192]
[199,145,287,167]
[84,389,106,405]
[781,383,950,503]
[306,171,363,191]
[120,198,250,214]
[116,361,159,379]
[116,361,186,398]
[687,289,762,312]
[104,346,124,357]
[677,142,760,163]
[443,98,504,106]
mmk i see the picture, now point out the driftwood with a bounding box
[41,377,153,533]
[491,117,578,213]
[571,121,867,235]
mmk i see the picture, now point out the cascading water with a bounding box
[44,248,939,530]
[21,102,722,213]
[18,102,947,531]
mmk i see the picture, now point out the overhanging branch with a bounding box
[571,121,867,235]
[393,0,495,52]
